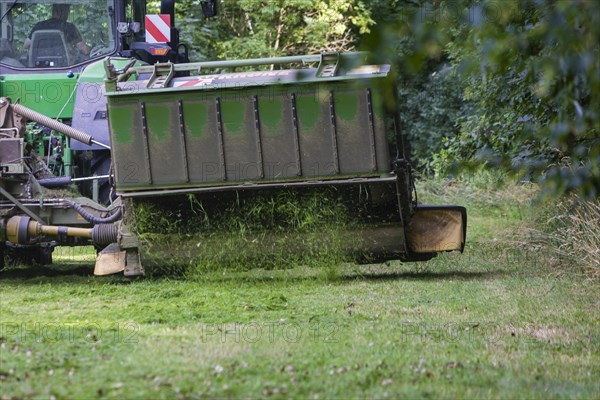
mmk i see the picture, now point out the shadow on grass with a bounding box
[0,263,508,286]
[339,269,509,282]
[151,266,510,285]
[0,264,93,280]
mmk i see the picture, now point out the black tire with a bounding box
[34,246,53,265]
[81,150,115,205]
[5,245,53,266]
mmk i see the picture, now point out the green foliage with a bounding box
[450,0,600,198]
[174,0,374,61]
[359,1,472,171]
[363,0,600,198]
[398,63,468,170]
[10,3,49,45]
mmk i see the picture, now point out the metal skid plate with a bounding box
[406,205,467,253]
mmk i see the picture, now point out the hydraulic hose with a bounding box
[64,199,122,224]
[37,176,72,188]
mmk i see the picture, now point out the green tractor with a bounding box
[1,0,213,203]
[0,0,466,275]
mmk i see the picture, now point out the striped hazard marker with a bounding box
[173,79,214,88]
[145,14,171,43]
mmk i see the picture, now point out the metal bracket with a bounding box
[124,248,144,276]
[147,62,175,89]
[0,186,46,224]
[104,58,138,92]
[316,52,340,78]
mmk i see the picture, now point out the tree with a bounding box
[174,0,374,61]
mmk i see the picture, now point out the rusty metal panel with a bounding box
[370,89,391,174]
[335,89,377,174]
[0,139,22,165]
[219,95,261,181]
[295,90,337,177]
[144,100,188,185]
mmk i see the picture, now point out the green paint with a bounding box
[370,89,385,119]
[258,98,282,134]
[334,92,358,121]
[146,103,172,141]
[296,95,321,129]
[109,106,135,144]
[0,58,143,120]
[221,100,245,134]
[183,101,208,139]
[0,73,78,118]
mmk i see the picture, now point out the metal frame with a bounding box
[118,176,397,198]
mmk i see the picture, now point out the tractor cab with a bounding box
[0,0,116,70]
[0,0,217,205]
[0,0,217,72]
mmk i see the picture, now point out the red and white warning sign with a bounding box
[172,78,214,88]
[145,14,171,43]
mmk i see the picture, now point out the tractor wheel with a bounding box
[5,245,53,266]
[34,246,53,265]
[87,150,115,205]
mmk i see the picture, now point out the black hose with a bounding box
[64,199,122,224]
[38,177,72,188]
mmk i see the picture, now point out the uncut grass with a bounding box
[132,188,390,276]
[540,196,600,279]
[426,170,600,280]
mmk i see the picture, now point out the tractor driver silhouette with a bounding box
[24,4,90,57]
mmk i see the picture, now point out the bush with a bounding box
[398,63,468,170]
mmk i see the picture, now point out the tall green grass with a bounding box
[543,196,600,279]
[419,170,599,280]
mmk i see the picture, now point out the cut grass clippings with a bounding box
[131,186,399,276]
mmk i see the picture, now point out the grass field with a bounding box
[1,180,598,399]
